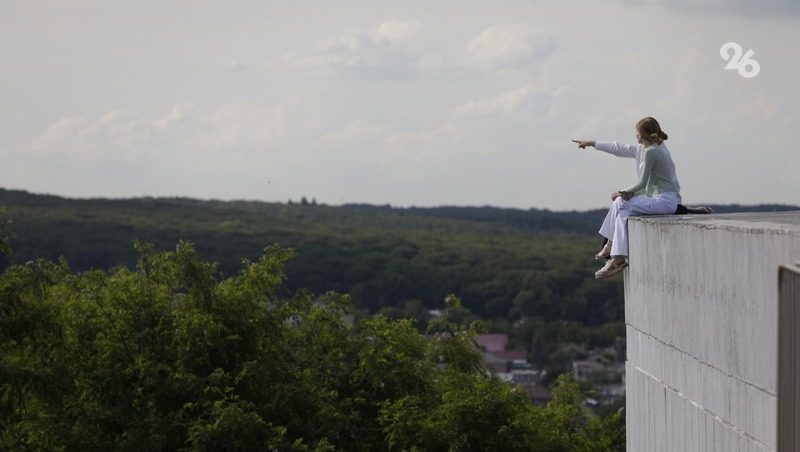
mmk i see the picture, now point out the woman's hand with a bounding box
[611,191,635,201]
[571,139,595,149]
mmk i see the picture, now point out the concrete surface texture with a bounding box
[624,211,800,452]
[778,263,800,452]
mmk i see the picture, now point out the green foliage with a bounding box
[0,207,11,255]
[0,242,623,450]
[0,190,631,377]
[0,190,636,394]
[538,375,625,452]
[379,363,625,451]
[380,372,541,451]
[0,189,620,323]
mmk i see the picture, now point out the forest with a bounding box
[1,188,796,381]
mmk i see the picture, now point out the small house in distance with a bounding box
[475,333,551,404]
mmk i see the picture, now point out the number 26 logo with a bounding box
[720,42,760,79]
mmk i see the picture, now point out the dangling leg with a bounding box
[599,197,622,240]
[597,197,624,259]
[610,209,630,257]
[596,210,629,278]
[607,193,678,263]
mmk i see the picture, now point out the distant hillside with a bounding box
[390,202,799,234]
[0,188,796,320]
[3,188,794,238]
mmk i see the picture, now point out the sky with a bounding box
[1,0,798,210]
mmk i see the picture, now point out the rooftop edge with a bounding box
[629,211,800,234]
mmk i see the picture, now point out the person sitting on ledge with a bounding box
[572,116,684,279]
[573,123,712,261]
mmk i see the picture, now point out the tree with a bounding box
[539,374,626,452]
[0,241,624,450]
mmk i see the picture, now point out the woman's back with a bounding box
[625,143,680,196]
[648,144,680,195]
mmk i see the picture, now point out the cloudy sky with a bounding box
[1,0,798,210]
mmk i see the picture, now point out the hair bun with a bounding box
[636,116,668,142]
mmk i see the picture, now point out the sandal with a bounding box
[595,258,628,279]
[594,242,612,260]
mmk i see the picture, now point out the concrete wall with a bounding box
[624,212,800,452]
[778,263,800,452]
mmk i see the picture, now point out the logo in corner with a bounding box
[720,41,760,79]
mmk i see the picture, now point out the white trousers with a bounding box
[599,192,679,257]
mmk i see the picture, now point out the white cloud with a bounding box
[453,83,568,120]
[315,119,393,148]
[376,20,420,43]
[190,104,286,153]
[288,20,424,79]
[285,20,558,80]
[31,110,158,164]
[26,104,289,173]
[466,24,555,71]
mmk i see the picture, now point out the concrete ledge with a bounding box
[624,211,800,451]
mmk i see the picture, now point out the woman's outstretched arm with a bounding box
[572,139,595,149]
[572,139,639,158]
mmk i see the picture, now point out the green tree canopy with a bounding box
[0,241,623,450]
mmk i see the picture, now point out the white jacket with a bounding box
[594,141,682,203]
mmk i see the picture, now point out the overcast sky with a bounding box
[1,0,798,210]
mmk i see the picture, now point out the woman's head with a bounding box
[636,116,668,145]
